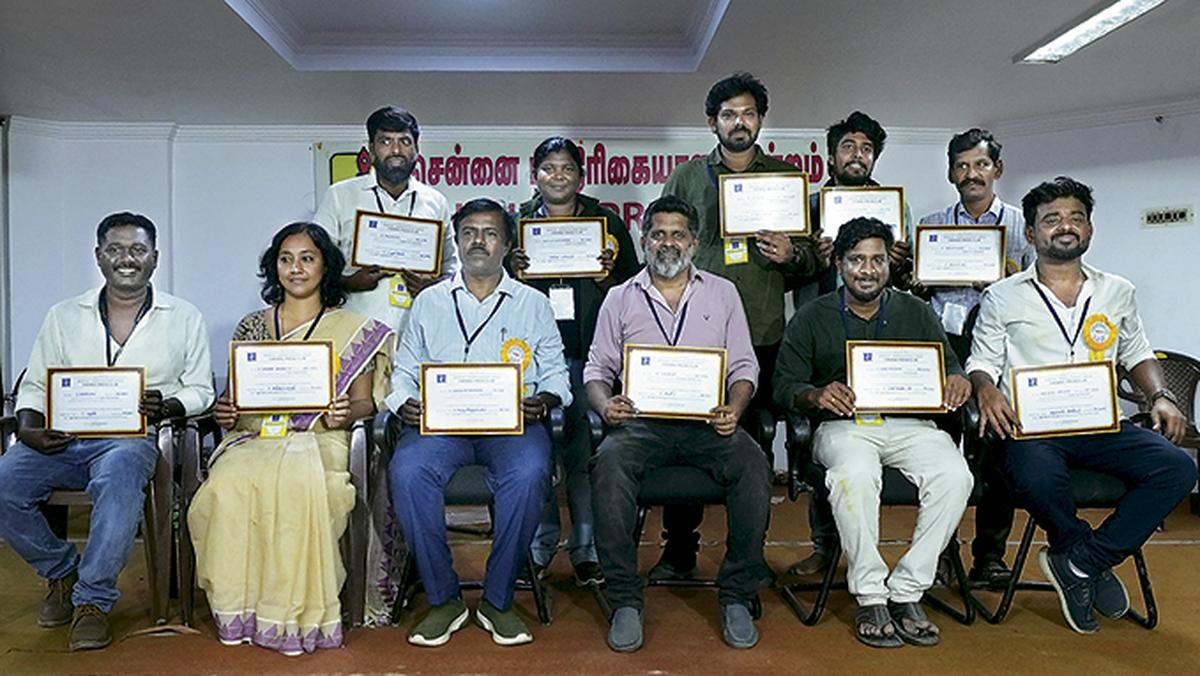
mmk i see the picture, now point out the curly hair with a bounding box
[826,111,887,157]
[833,217,895,262]
[705,72,769,118]
[258,222,347,308]
[1021,176,1094,229]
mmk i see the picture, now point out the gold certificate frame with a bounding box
[718,172,811,237]
[845,340,947,414]
[819,186,907,242]
[517,216,609,279]
[420,362,524,436]
[229,340,336,413]
[46,366,147,437]
[621,344,727,421]
[351,209,444,276]
[1010,361,1120,440]
[914,225,1007,286]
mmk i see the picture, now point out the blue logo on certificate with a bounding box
[61,377,71,387]
[533,227,541,235]
[929,234,938,242]
[834,196,843,204]
[734,183,743,193]
[863,353,872,361]
[640,356,651,366]
[1028,377,1038,387]
[368,219,378,229]
[247,352,256,362]
[436,374,446,383]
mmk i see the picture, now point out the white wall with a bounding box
[998,108,1200,359]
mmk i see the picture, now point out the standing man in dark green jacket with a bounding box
[654,72,824,581]
[509,136,640,586]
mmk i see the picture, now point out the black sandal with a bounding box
[887,601,941,646]
[854,604,903,648]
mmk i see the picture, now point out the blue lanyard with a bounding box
[274,305,326,341]
[838,287,886,340]
[1032,283,1091,359]
[641,288,688,346]
[98,285,154,366]
[373,187,416,216]
[452,288,508,359]
[954,203,1004,225]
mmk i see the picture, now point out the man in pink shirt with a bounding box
[585,195,771,652]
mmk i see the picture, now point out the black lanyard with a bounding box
[274,305,327,341]
[373,186,417,216]
[954,203,1004,225]
[453,288,508,359]
[1032,283,1091,358]
[839,287,887,340]
[641,288,688,346]
[99,285,154,367]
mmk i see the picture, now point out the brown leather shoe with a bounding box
[39,571,77,628]
[788,549,832,577]
[69,605,112,651]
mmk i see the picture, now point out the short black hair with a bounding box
[705,72,769,119]
[452,198,516,245]
[1022,176,1095,229]
[532,136,584,176]
[366,106,420,144]
[96,212,156,247]
[948,128,1002,166]
[826,111,887,157]
[643,195,700,237]
[258,222,347,308]
[833,217,895,261]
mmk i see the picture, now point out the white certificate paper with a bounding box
[352,210,444,275]
[719,172,811,236]
[622,345,726,420]
[519,217,606,278]
[231,341,334,412]
[421,363,523,435]
[847,341,946,413]
[1011,361,1120,439]
[47,367,145,436]
[820,187,905,242]
[915,226,1006,285]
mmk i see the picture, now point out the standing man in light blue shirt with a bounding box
[387,198,570,648]
[916,129,1033,589]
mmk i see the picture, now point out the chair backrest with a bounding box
[1117,350,1200,423]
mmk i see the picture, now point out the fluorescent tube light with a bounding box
[1017,0,1167,64]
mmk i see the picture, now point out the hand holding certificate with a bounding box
[622,345,726,420]
[230,341,334,413]
[421,363,523,435]
[820,187,905,242]
[1011,361,1120,439]
[47,367,146,436]
[846,341,947,413]
[915,225,1006,286]
[351,210,444,275]
[719,173,811,236]
[517,217,607,278]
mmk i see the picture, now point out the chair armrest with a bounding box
[348,416,372,506]
[784,412,813,502]
[754,408,777,460]
[1,414,16,453]
[548,406,566,445]
[586,409,606,453]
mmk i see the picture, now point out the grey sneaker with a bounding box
[1038,547,1099,634]
[607,607,644,653]
[1092,568,1130,619]
[475,600,533,646]
[720,603,759,649]
[408,599,469,647]
[68,605,111,651]
[39,571,77,628]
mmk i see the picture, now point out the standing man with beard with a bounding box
[587,195,771,651]
[315,106,457,333]
[967,177,1192,635]
[773,217,973,648]
[655,72,823,582]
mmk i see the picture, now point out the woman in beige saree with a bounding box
[188,222,394,656]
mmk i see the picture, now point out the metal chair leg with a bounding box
[527,558,553,625]
[1126,548,1158,629]
[922,539,976,625]
[967,518,1038,624]
[389,551,420,625]
[778,543,842,625]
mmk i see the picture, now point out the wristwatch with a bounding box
[1147,388,1179,408]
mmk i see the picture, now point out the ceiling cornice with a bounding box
[989,95,1200,138]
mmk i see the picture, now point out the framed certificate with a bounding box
[622,344,726,420]
[1011,361,1120,440]
[914,225,1006,286]
[230,341,335,413]
[820,186,906,242]
[719,172,811,237]
[351,209,444,276]
[421,363,523,435]
[517,217,607,279]
[46,367,146,437]
[846,341,947,414]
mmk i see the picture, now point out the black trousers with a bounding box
[591,419,772,609]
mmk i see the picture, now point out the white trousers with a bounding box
[813,418,972,606]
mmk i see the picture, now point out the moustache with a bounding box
[958,179,985,188]
[468,246,489,255]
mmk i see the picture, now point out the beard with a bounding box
[374,155,414,185]
[647,245,693,279]
[834,164,872,187]
[1042,237,1090,261]
[718,126,757,153]
[844,278,885,304]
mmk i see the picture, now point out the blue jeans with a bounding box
[0,436,157,612]
[531,359,597,567]
[388,424,551,611]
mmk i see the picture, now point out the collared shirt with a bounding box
[772,288,962,422]
[387,270,571,412]
[313,172,458,333]
[918,196,1035,332]
[965,261,1156,400]
[662,145,817,346]
[584,266,759,393]
[16,286,215,416]
[514,194,641,360]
